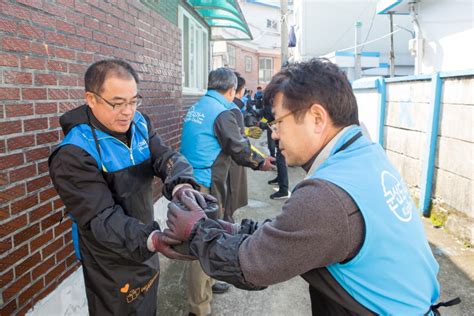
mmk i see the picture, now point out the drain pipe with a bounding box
[409,1,424,74]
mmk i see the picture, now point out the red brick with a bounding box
[26,147,50,162]
[0,269,14,288]
[32,254,54,279]
[7,134,35,151]
[65,10,84,26]
[9,164,36,183]
[58,74,79,86]
[45,261,66,284]
[56,20,76,34]
[45,31,67,45]
[0,296,17,315]
[37,160,49,174]
[29,202,53,223]
[0,205,9,220]
[13,223,40,248]
[23,88,47,100]
[2,36,30,52]
[0,120,22,136]
[0,244,28,273]
[19,278,44,306]
[31,42,53,56]
[74,1,91,15]
[5,103,34,117]
[54,47,75,60]
[54,219,71,239]
[17,0,42,9]
[31,11,56,29]
[56,243,74,262]
[35,102,57,115]
[36,130,59,145]
[4,71,32,85]
[21,56,46,70]
[69,89,83,99]
[0,52,19,66]
[43,2,64,16]
[39,187,57,203]
[11,194,38,214]
[0,170,7,186]
[18,23,44,39]
[47,60,68,72]
[85,41,101,52]
[77,52,93,63]
[53,198,64,209]
[0,17,17,33]
[0,238,13,256]
[2,271,31,300]
[0,87,20,100]
[41,210,63,232]
[15,251,42,278]
[49,116,60,129]
[26,175,50,193]
[0,214,27,237]
[35,73,57,85]
[69,63,87,74]
[65,36,84,50]
[48,88,69,100]
[0,183,26,204]
[1,2,31,20]
[0,152,24,169]
[76,26,92,39]
[24,118,48,131]
[42,237,63,259]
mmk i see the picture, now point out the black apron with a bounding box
[78,128,159,315]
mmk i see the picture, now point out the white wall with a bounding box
[417,0,474,73]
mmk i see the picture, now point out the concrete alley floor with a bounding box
[157,138,474,316]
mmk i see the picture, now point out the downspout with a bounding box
[377,77,387,147]
[419,73,442,217]
[409,1,424,74]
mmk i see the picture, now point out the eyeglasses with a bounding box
[89,91,143,110]
[268,108,305,134]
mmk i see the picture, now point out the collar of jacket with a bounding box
[206,89,233,108]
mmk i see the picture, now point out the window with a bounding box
[245,56,252,72]
[259,57,274,83]
[179,7,209,92]
[228,45,236,69]
[266,19,278,30]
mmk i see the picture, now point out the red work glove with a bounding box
[147,230,194,260]
[259,156,276,171]
[217,219,240,234]
[165,196,207,241]
[173,184,217,208]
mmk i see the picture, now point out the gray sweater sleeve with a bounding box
[188,178,364,288]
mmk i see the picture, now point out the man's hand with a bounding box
[165,197,207,241]
[173,184,217,208]
[259,156,276,171]
[147,230,194,260]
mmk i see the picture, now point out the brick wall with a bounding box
[0,1,184,314]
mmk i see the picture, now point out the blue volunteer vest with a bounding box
[58,111,151,260]
[180,90,229,188]
[310,126,440,314]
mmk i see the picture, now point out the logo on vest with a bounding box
[184,106,205,124]
[137,139,148,153]
[381,170,413,222]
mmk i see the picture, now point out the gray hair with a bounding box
[208,68,237,91]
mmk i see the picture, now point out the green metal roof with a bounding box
[186,0,253,40]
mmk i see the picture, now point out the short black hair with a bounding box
[84,59,139,93]
[234,72,246,93]
[264,58,358,127]
[257,86,262,90]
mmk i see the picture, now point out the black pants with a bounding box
[275,141,288,192]
[266,129,276,157]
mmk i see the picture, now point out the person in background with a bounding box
[49,60,210,315]
[180,68,275,316]
[165,59,451,315]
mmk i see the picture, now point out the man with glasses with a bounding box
[164,59,447,315]
[49,59,212,315]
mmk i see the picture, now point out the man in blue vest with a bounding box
[49,60,212,315]
[165,59,454,315]
[180,67,275,316]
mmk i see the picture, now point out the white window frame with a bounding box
[228,45,236,69]
[245,56,252,72]
[179,6,209,94]
[259,57,274,84]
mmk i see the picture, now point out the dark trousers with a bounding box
[266,129,276,158]
[275,141,288,192]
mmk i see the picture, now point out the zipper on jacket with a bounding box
[98,132,135,165]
